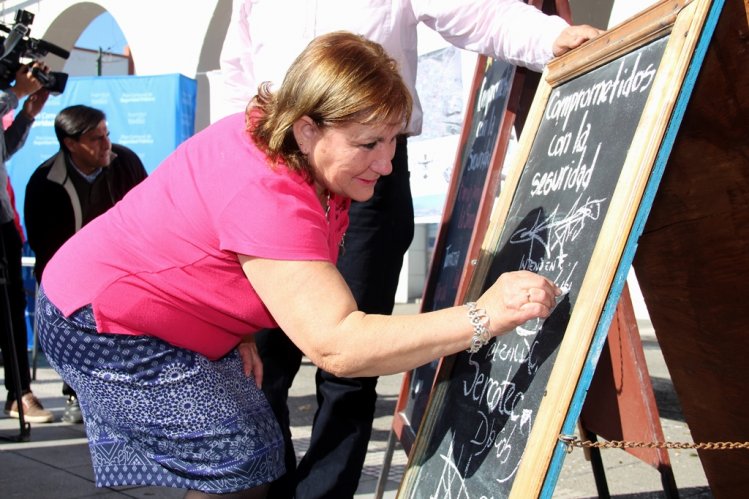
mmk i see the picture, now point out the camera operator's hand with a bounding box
[22,87,49,119]
[10,61,48,100]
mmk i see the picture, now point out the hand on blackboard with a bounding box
[552,25,604,57]
[478,270,561,335]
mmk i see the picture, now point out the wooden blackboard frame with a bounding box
[398,1,718,497]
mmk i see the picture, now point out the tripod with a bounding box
[0,221,31,442]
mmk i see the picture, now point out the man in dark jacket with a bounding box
[24,104,147,423]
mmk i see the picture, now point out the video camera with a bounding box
[0,9,70,94]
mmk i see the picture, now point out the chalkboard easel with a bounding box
[398,1,720,497]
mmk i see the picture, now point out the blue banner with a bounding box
[7,73,197,232]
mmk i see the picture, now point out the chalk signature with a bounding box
[509,193,605,264]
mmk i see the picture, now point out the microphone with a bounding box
[35,38,70,60]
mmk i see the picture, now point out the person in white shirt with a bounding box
[219,2,600,497]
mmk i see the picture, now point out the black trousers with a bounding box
[256,137,413,498]
[0,221,31,400]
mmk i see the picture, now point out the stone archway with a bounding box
[1,0,223,78]
[1,0,229,130]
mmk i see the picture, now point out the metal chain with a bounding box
[559,435,749,453]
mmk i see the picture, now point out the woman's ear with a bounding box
[292,116,319,155]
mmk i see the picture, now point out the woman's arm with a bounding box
[240,255,559,377]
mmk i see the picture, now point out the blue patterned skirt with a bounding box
[36,286,285,493]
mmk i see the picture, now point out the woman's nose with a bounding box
[371,157,393,176]
[372,142,396,175]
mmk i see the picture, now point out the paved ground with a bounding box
[0,303,714,498]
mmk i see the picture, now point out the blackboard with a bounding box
[390,1,574,457]
[393,56,517,453]
[425,59,514,313]
[398,1,714,496]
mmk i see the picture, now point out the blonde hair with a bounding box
[249,31,412,180]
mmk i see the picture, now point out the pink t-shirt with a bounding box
[42,113,350,360]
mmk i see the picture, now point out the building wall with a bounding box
[0,0,230,130]
[0,1,226,76]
